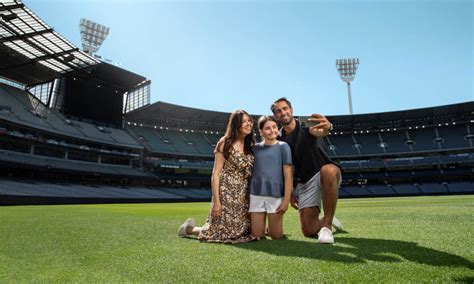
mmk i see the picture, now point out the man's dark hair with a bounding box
[271,97,292,114]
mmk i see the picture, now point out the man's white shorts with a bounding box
[293,171,342,210]
[249,194,282,214]
[293,172,323,210]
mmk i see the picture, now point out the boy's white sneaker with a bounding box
[332,216,343,231]
[178,218,195,237]
[318,227,334,244]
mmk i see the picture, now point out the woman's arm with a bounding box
[210,141,225,217]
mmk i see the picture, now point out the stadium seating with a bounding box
[379,130,412,153]
[411,156,439,166]
[129,126,175,153]
[407,128,439,152]
[158,130,192,153]
[446,181,473,193]
[385,159,412,168]
[128,125,218,156]
[181,131,214,155]
[368,184,396,195]
[205,132,220,145]
[0,179,214,203]
[0,179,211,200]
[0,149,149,177]
[339,160,362,169]
[150,159,213,170]
[326,134,359,156]
[342,185,373,196]
[436,125,471,149]
[440,154,471,164]
[0,83,141,148]
[353,133,386,155]
[417,183,449,194]
[338,188,350,197]
[74,121,115,142]
[391,184,421,195]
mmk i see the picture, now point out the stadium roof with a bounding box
[0,0,100,86]
[126,101,474,131]
[329,102,474,130]
[69,62,147,93]
[125,101,231,130]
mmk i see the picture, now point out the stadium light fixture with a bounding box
[336,58,359,115]
[79,18,110,56]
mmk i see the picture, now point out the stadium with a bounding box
[1,1,473,282]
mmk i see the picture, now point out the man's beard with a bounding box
[280,116,294,126]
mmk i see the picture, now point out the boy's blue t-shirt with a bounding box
[249,141,293,197]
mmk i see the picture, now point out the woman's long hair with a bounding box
[221,110,255,159]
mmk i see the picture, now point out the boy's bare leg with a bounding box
[250,213,267,239]
[267,213,284,240]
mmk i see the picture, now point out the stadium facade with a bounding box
[0,0,472,204]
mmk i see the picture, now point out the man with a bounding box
[271,97,342,244]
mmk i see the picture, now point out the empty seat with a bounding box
[418,183,448,194]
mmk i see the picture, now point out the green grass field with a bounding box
[1,195,473,283]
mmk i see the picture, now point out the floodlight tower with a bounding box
[336,58,359,115]
[79,18,109,56]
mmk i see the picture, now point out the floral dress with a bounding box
[198,149,254,243]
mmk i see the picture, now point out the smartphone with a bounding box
[299,116,320,128]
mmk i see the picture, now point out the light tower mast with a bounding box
[336,58,359,115]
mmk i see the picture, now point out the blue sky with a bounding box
[26,0,473,116]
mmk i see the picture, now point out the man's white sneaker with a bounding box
[178,218,195,237]
[332,216,343,231]
[318,227,334,244]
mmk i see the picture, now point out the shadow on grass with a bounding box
[233,237,474,269]
[454,276,474,283]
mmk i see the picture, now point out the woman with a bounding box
[178,109,255,243]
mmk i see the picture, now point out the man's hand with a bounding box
[308,114,332,138]
[290,196,299,210]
